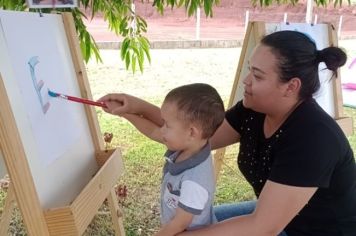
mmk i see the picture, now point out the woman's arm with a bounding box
[178,181,317,236]
[209,119,241,150]
[154,208,194,236]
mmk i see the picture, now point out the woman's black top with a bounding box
[226,99,356,235]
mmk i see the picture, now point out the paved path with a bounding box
[85,17,244,42]
[84,14,356,48]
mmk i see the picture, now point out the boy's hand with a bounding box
[98,93,164,130]
[98,93,131,116]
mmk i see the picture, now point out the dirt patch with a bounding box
[86,0,356,42]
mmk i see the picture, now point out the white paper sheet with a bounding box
[1,11,84,167]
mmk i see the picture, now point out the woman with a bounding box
[98,31,356,235]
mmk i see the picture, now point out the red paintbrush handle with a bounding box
[65,95,107,108]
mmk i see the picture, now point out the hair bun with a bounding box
[317,47,347,73]
[315,50,324,63]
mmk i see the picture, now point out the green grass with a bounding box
[1,47,356,235]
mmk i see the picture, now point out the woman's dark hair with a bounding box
[164,83,225,139]
[261,30,347,100]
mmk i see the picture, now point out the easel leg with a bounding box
[0,183,16,235]
[213,149,226,183]
[107,188,125,236]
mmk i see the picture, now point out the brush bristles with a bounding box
[48,89,59,97]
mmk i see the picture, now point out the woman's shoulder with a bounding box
[290,99,336,126]
[284,98,348,145]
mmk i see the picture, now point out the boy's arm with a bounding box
[98,93,164,127]
[154,208,194,236]
[123,113,164,143]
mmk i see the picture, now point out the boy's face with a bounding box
[160,101,194,151]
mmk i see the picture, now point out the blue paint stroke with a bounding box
[28,56,50,114]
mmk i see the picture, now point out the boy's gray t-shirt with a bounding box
[160,144,216,230]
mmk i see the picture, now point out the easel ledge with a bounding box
[44,149,123,235]
[0,149,125,236]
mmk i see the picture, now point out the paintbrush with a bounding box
[48,89,107,108]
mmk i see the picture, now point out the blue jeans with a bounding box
[214,200,288,236]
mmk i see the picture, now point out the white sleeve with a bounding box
[179,180,209,213]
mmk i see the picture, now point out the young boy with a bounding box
[100,83,225,235]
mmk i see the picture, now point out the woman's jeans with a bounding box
[214,200,288,236]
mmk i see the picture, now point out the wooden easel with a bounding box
[213,21,354,181]
[0,12,125,235]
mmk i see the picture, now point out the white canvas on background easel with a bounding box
[27,0,78,9]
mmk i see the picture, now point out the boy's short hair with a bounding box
[164,83,225,139]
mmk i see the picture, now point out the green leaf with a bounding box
[187,0,196,17]
[138,47,144,62]
[125,51,131,70]
[138,57,144,73]
[131,54,137,74]
[178,0,185,7]
[121,38,130,60]
[90,34,102,63]
[139,36,151,48]
[203,0,214,17]
[81,0,90,8]
[130,43,140,57]
[137,15,148,28]
[79,38,86,59]
[142,46,151,64]
[138,37,151,63]
[84,32,91,61]
[153,0,164,15]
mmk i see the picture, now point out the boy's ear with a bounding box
[189,125,203,139]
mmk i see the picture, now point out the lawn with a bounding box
[1,45,356,235]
